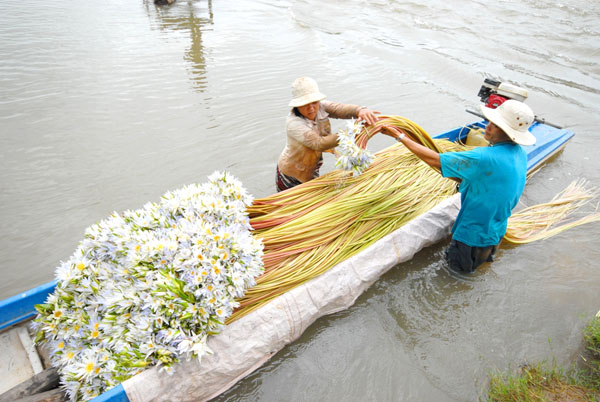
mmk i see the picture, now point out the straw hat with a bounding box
[288,77,326,107]
[480,100,536,146]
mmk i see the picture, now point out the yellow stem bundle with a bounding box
[504,179,600,243]
[230,118,460,322]
[228,117,599,323]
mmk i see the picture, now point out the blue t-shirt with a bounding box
[439,142,527,247]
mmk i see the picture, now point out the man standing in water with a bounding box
[383,100,536,273]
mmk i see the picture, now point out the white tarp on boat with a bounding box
[122,194,461,402]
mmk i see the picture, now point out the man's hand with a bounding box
[380,125,404,140]
[380,126,441,169]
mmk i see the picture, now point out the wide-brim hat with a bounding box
[288,77,326,107]
[480,99,536,146]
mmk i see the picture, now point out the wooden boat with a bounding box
[0,116,575,402]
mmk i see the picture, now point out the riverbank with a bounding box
[487,312,600,401]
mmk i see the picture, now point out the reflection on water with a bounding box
[183,3,212,90]
[145,0,213,92]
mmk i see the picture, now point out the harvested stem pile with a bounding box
[504,179,600,243]
[356,115,444,155]
[229,116,599,323]
[229,117,461,322]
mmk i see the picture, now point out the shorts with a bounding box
[445,239,498,274]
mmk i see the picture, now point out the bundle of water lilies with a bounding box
[335,119,375,175]
[32,172,264,401]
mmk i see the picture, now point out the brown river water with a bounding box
[1,0,599,400]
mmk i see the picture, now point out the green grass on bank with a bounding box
[487,313,600,402]
[584,313,600,360]
[582,313,600,390]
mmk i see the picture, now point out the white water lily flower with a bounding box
[72,355,99,380]
[33,171,264,401]
[335,119,375,176]
[159,364,175,375]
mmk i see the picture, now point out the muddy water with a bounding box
[1,0,599,400]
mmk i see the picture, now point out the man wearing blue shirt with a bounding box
[383,100,536,273]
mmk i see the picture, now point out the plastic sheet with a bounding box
[123,194,460,402]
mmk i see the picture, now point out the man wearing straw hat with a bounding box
[383,100,536,273]
[277,77,380,192]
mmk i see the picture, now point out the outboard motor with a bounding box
[468,78,561,128]
[477,78,528,109]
